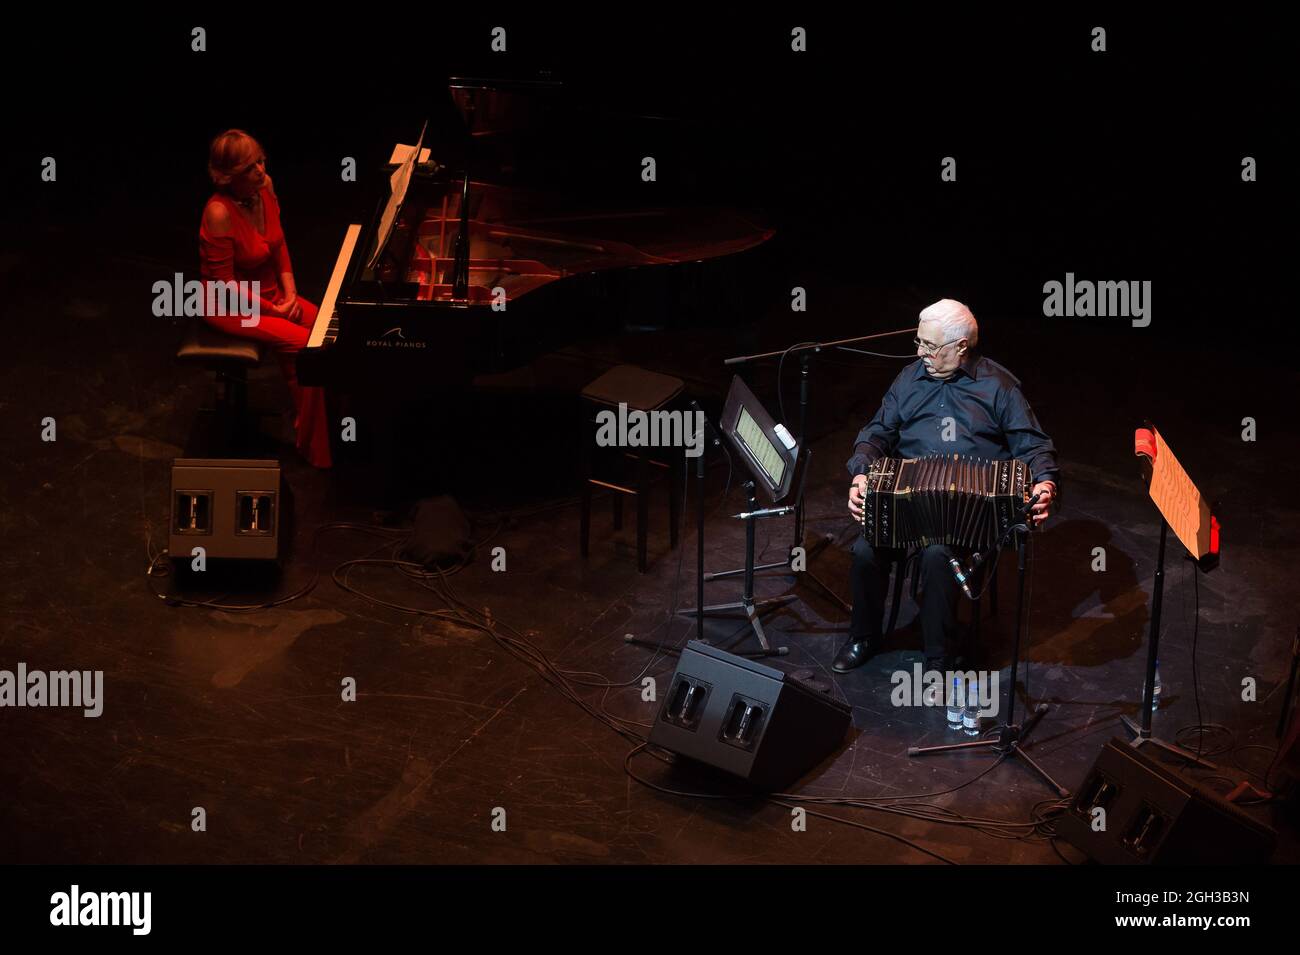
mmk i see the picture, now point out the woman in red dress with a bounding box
[199,129,332,468]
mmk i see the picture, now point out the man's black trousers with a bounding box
[848,537,973,663]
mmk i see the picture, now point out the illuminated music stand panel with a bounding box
[719,375,798,504]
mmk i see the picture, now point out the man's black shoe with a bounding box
[832,636,877,672]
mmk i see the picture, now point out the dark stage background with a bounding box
[7,12,1294,475]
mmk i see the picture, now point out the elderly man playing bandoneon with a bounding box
[836,300,1060,673]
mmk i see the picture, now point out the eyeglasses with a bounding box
[913,336,962,356]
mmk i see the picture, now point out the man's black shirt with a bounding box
[845,351,1061,490]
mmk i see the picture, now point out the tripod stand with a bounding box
[680,479,795,656]
[908,521,1070,798]
[628,398,795,660]
[1119,518,1217,768]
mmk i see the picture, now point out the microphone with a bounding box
[949,492,1043,597]
[948,556,977,600]
[733,505,795,520]
[948,549,993,600]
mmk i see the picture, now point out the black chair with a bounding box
[882,545,1001,657]
[579,364,684,573]
[176,318,264,454]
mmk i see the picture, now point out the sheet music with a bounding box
[366,122,427,271]
[736,407,786,487]
[1148,429,1213,558]
[388,143,431,165]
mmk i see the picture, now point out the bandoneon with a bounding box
[859,453,1031,550]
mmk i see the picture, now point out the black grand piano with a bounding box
[297,77,776,391]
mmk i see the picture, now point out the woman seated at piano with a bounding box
[199,128,332,468]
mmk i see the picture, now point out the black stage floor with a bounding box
[3,227,1297,865]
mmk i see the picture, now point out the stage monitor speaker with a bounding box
[169,458,285,563]
[648,640,851,790]
[1057,738,1276,864]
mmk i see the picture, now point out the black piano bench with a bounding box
[175,319,265,455]
[579,364,684,574]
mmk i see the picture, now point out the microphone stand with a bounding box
[691,479,795,656]
[908,501,1070,798]
[949,491,1041,602]
[624,404,787,659]
[641,488,796,658]
[711,327,914,613]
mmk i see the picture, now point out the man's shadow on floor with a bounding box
[961,517,1146,670]
[813,517,1147,670]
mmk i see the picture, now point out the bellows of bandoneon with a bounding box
[859,453,1031,550]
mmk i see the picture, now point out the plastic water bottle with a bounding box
[1150,661,1162,712]
[963,679,980,737]
[946,675,964,730]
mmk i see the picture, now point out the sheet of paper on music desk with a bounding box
[366,126,427,271]
[1148,430,1213,559]
[388,143,432,165]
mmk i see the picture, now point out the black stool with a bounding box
[579,364,684,573]
[176,319,264,454]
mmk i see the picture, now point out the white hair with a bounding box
[919,299,979,348]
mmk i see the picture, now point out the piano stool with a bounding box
[175,319,266,455]
[579,364,685,574]
[882,545,1001,662]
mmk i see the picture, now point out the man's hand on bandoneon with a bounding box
[1030,481,1055,526]
[848,475,869,520]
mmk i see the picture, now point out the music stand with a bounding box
[677,376,800,656]
[1120,423,1221,768]
[714,327,916,613]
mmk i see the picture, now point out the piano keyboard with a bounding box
[307,223,362,349]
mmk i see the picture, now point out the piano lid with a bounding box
[359,76,775,306]
[373,174,774,306]
[449,76,562,138]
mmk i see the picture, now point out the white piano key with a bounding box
[308,223,362,349]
